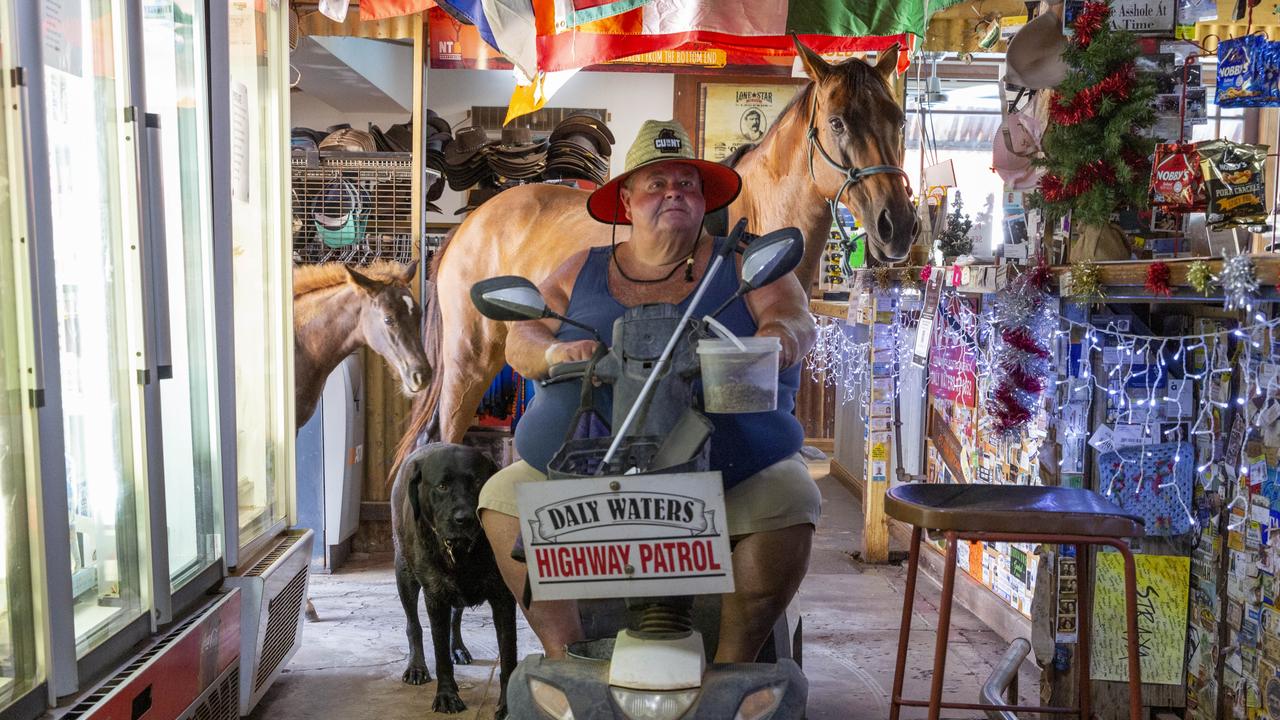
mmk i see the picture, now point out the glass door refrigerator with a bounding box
[140,0,228,620]
[0,3,50,718]
[26,0,157,684]
[216,1,314,714]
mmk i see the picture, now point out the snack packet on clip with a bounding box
[1151,143,1206,211]
[1216,35,1277,107]
[1196,139,1269,229]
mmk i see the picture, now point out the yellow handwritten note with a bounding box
[1090,553,1190,685]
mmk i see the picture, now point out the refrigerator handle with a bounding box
[142,113,174,379]
[17,75,46,409]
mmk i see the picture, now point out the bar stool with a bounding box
[885,483,1146,720]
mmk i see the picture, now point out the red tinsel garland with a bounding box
[1026,261,1054,292]
[1072,1,1110,48]
[1005,364,1046,394]
[1001,326,1052,358]
[1039,160,1117,203]
[991,386,1034,430]
[1049,67,1137,126]
[920,265,932,282]
[1145,261,1173,297]
[987,258,1054,436]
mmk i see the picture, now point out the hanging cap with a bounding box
[1005,11,1068,90]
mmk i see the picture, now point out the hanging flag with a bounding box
[565,0,651,27]
[361,0,435,21]
[505,67,580,124]
[415,0,550,76]
[532,0,965,72]
[369,0,964,122]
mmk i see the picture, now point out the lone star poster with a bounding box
[699,83,801,162]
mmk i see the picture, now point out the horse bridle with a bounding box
[804,90,912,254]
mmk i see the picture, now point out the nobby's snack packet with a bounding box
[1216,35,1278,107]
[1197,139,1269,228]
[1151,143,1206,211]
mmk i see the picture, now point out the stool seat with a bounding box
[886,483,1145,539]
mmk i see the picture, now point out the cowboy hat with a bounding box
[1005,9,1068,90]
[319,127,377,152]
[587,119,741,225]
[551,113,615,156]
[444,126,496,166]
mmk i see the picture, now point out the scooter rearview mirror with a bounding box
[740,226,804,290]
[471,275,606,345]
[702,226,805,323]
[470,276,548,321]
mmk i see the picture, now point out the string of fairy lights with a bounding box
[806,286,1280,530]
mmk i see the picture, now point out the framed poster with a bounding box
[696,82,804,162]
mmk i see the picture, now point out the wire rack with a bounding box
[291,151,415,266]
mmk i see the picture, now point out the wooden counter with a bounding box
[809,256,1280,308]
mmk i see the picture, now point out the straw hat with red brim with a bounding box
[587,119,741,225]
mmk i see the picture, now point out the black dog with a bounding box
[392,444,517,718]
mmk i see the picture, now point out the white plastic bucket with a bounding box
[696,336,781,413]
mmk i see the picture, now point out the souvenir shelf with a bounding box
[809,256,1280,717]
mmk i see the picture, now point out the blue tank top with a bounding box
[514,237,804,490]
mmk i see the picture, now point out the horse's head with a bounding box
[795,38,917,264]
[345,262,430,395]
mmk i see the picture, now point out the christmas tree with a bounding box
[936,191,974,258]
[1032,1,1156,227]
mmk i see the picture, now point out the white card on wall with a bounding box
[1112,423,1149,449]
[1165,378,1193,417]
[1111,0,1175,34]
[1088,425,1116,453]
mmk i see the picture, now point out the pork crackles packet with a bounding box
[1196,139,1269,229]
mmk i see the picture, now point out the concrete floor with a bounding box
[251,462,1038,720]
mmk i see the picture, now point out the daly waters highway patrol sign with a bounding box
[516,472,735,601]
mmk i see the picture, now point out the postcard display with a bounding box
[812,263,1279,715]
[847,265,1280,716]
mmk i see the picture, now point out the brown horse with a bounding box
[392,40,915,471]
[293,261,431,427]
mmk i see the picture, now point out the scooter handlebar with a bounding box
[544,360,590,384]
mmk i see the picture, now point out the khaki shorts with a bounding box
[478,453,822,538]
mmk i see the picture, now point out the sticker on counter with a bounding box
[1056,555,1079,643]
[1090,553,1190,685]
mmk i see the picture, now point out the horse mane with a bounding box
[390,228,455,483]
[757,55,889,149]
[721,142,757,170]
[292,260,411,297]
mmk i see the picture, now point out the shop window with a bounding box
[41,0,149,656]
[142,0,224,589]
[0,3,43,706]
[904,80,1005,257]
[904,78,1243,256]
[1187,99,1244,143]
[228,0,293,549]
